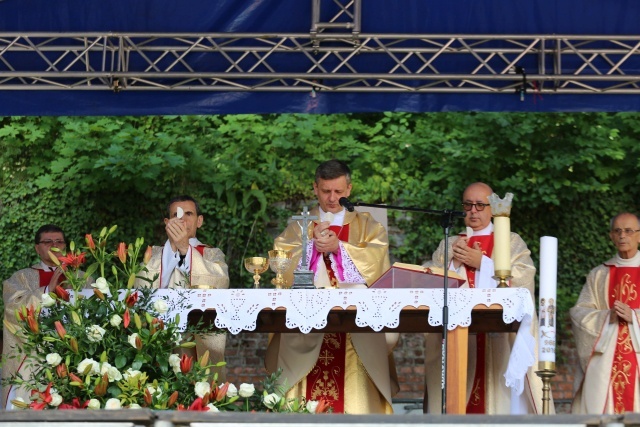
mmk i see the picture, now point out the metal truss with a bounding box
[1,32,640,94]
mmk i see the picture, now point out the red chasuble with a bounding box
[608,265,640,413]
[463,234,495,414]
[306,224,350,413]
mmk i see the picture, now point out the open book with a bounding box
[371,262,465,289]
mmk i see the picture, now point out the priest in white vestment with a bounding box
[265,159,399,414]
[137,195,229,380]
[423,182,548,414]
[571,212,640,414]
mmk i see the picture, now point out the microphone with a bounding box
[339,197,355,212]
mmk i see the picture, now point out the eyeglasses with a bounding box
[38,239,66,246]
[611,228,640,237]
[462,202,490,212]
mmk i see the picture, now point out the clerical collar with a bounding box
[319,207,345,226]
[614,251,640,267]
[468,222,493,237]
[40,261,56,271]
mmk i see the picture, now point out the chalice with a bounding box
[244,257,269,288]
[268,250,292,288]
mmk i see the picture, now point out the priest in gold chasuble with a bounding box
[422,182,547,414]
[571,212,640,414]
[265,160,399,414]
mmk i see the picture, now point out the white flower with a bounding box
[129,403,141,409]
[153,299,168,314]
[87,399,101,410]
[226,383,238,398]
[77,358,100,375]
[100,363,122,382]
[110,314,122,327]
[263,393,280,409]
[50,393,63,407]
[146,385,158,396]
[105,398,122,410]
[306,400,319,413]
[92,277,110,294]
[206,403,219,412]
[194,381,211,398]
[86,325,106,343]
[41,293,55,307]
[238,383,255,398]
[46,353,62,367]
[123,368,142,380]
[169,354,181,374]
[128,333,140,348]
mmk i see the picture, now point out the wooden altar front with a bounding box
[189,303,520,414]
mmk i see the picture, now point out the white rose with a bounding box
[77,358,100,375]
[206,403,220,412]
[49,393,63,407]
[306,400,319,413]
[226,383,238,398]
[169,354,181,374]
[146,385,157,396]
[129,403,141,409]
[263,393,280,409]
[92,277,110,294]
[86,325,106,343]
[101,363,122,382]
[238,383,255,398]
[110,314,122,327]
[128,333,139,348]
[87,399,101,410]
[46,353,62,367]
[105,398,122,410]
[41,293,56,307]
[194,381,211,398]
[153,299,168,314]
[123,368,142,380]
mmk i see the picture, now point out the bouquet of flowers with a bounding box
[4,226,329,413]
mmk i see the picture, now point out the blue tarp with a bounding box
[0,0,638,115]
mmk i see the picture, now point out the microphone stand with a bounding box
[350,201,464,414]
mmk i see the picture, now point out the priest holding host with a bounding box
[265,159,399,414]
[422,182,549,414]
[137,195,229,380]
[571,212,640,414]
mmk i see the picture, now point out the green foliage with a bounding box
[1,112,640,355]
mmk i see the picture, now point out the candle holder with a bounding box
[535,361,556,415]
[493,269,512,288]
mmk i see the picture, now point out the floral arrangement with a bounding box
[4,226,329,413]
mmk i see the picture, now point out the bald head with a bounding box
[462,182,494,231]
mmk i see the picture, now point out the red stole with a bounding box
[35,268,63,288]
[608,265,640,413]
[463,233,494,414]
[194,245,206,256]
[306,223,350,413]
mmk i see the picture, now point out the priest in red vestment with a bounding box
[423,182,547,414]
[571,212,640,413]
[137,195,228,380]
[2,224,70,408]
[266,159,399,414]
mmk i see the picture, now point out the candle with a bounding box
[538,236,558,363]
[493,216,511,272]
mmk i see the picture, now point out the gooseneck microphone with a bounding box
[339,197,355,212]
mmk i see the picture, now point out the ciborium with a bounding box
[244,257,269,289]
[268,250,292,288]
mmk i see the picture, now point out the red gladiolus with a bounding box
[215,383,230,402]
[125,292,138,308]
[315,399,331,414]
[69,373,84,388]
[54,320,66,339]
[117,242,127,263]
[56,363,68,378]
[188,398,208,411]
[53,285,70,302]
[143,245,153,264]
[58,398,90,410]
[123,308,131,328]
[58,252,86,270]
[26,311,39,334]
[29,383,53,410]
[85,234,95,251]
[180,354,193,374]
[168,391,179,408]
[94,374,108,396]
[144,388,153,405]
[135,335,143,351]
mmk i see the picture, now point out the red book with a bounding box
[371,262,465,289]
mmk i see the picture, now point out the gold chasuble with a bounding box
[266,207,398,414]
[571,254,640,414]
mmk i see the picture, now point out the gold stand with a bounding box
[535,361,556,415]
[493,269,512,288]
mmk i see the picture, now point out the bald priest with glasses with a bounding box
[421,182,548,414]
[571,212,640,414]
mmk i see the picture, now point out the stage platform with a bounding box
[0,410,635,427]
